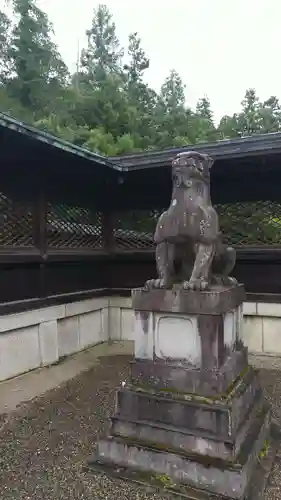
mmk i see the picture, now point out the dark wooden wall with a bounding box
[2,146,281,308]
[2,248,281,307]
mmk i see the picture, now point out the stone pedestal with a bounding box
[88,285,278,499]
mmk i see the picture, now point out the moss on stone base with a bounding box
[258,439,269,459]
[129,366,250,405]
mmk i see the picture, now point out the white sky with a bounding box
[33,1,281,121]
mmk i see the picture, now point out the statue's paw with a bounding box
[228,276,238,285]
[144,279,157,290]
[158,278,174,289]
[144,278,171,290]
[183,279,209,291]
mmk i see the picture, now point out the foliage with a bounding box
[217,202,281,246]
[1,1,281,156]
[217,89,281,139]
[0,10,12,83]
[3,0,68,118]
[80,3,123,81]
[1,2,281,247]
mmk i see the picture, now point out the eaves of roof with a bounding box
[0,111,122,172]
[110,133,281,171]
[2,111,281,173]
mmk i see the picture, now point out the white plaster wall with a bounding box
[109,298,133,341]
[0,298,110,382]
[0,325,41,381]
[242,302,281,355]
[1,296,281,382]
[0,296,134,382]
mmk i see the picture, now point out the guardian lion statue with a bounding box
[145,151,237,291]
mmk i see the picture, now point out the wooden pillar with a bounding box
[32,186,47,298]
[101,212,116,253]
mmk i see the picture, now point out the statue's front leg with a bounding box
[183,243,215,291]
[145,242,175,290]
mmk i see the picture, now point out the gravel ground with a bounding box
[0,354,281,500]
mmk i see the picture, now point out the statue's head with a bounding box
[171,151,214,187]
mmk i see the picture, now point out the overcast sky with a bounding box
[37,0,280,122]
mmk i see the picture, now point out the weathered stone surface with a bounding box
[88,151,278,499]
[134,308,244,369]
[132,285,245,315]
[111,396,265,462]
[133,286,245,370]
[143,151,237,292]
[117,369,260,440]
[130,346,248,397]
[96,408,271,499]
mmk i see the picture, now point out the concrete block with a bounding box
[109,306,122,340]
[112,395,262,461]
[57,316,79,358]
[118,369,258,439]
[131,348,248,397]
[79,310,105,349]
[263,317,281,354]
[242,316,263,353]
[0,326,41,381]
[132,286,245,315]
[120,309,134,340]
[133,306,242,367]
[0,305,66,334]
[243,302,257,315]
[257,302,281,317]
[97,407,270,500]
[101,307,109,340]
[65,297,109,317]
[109,297,132,309]
[39,320,59,366]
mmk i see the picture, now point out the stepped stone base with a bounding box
[87,424,278,500]
[87,286,279,499]
[130,346,248,397]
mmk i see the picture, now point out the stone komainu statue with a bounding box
[146,151,237,291]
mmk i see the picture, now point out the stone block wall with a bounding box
[243,301,281,355]
[0,298,109,381]
[0,296,281,382]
